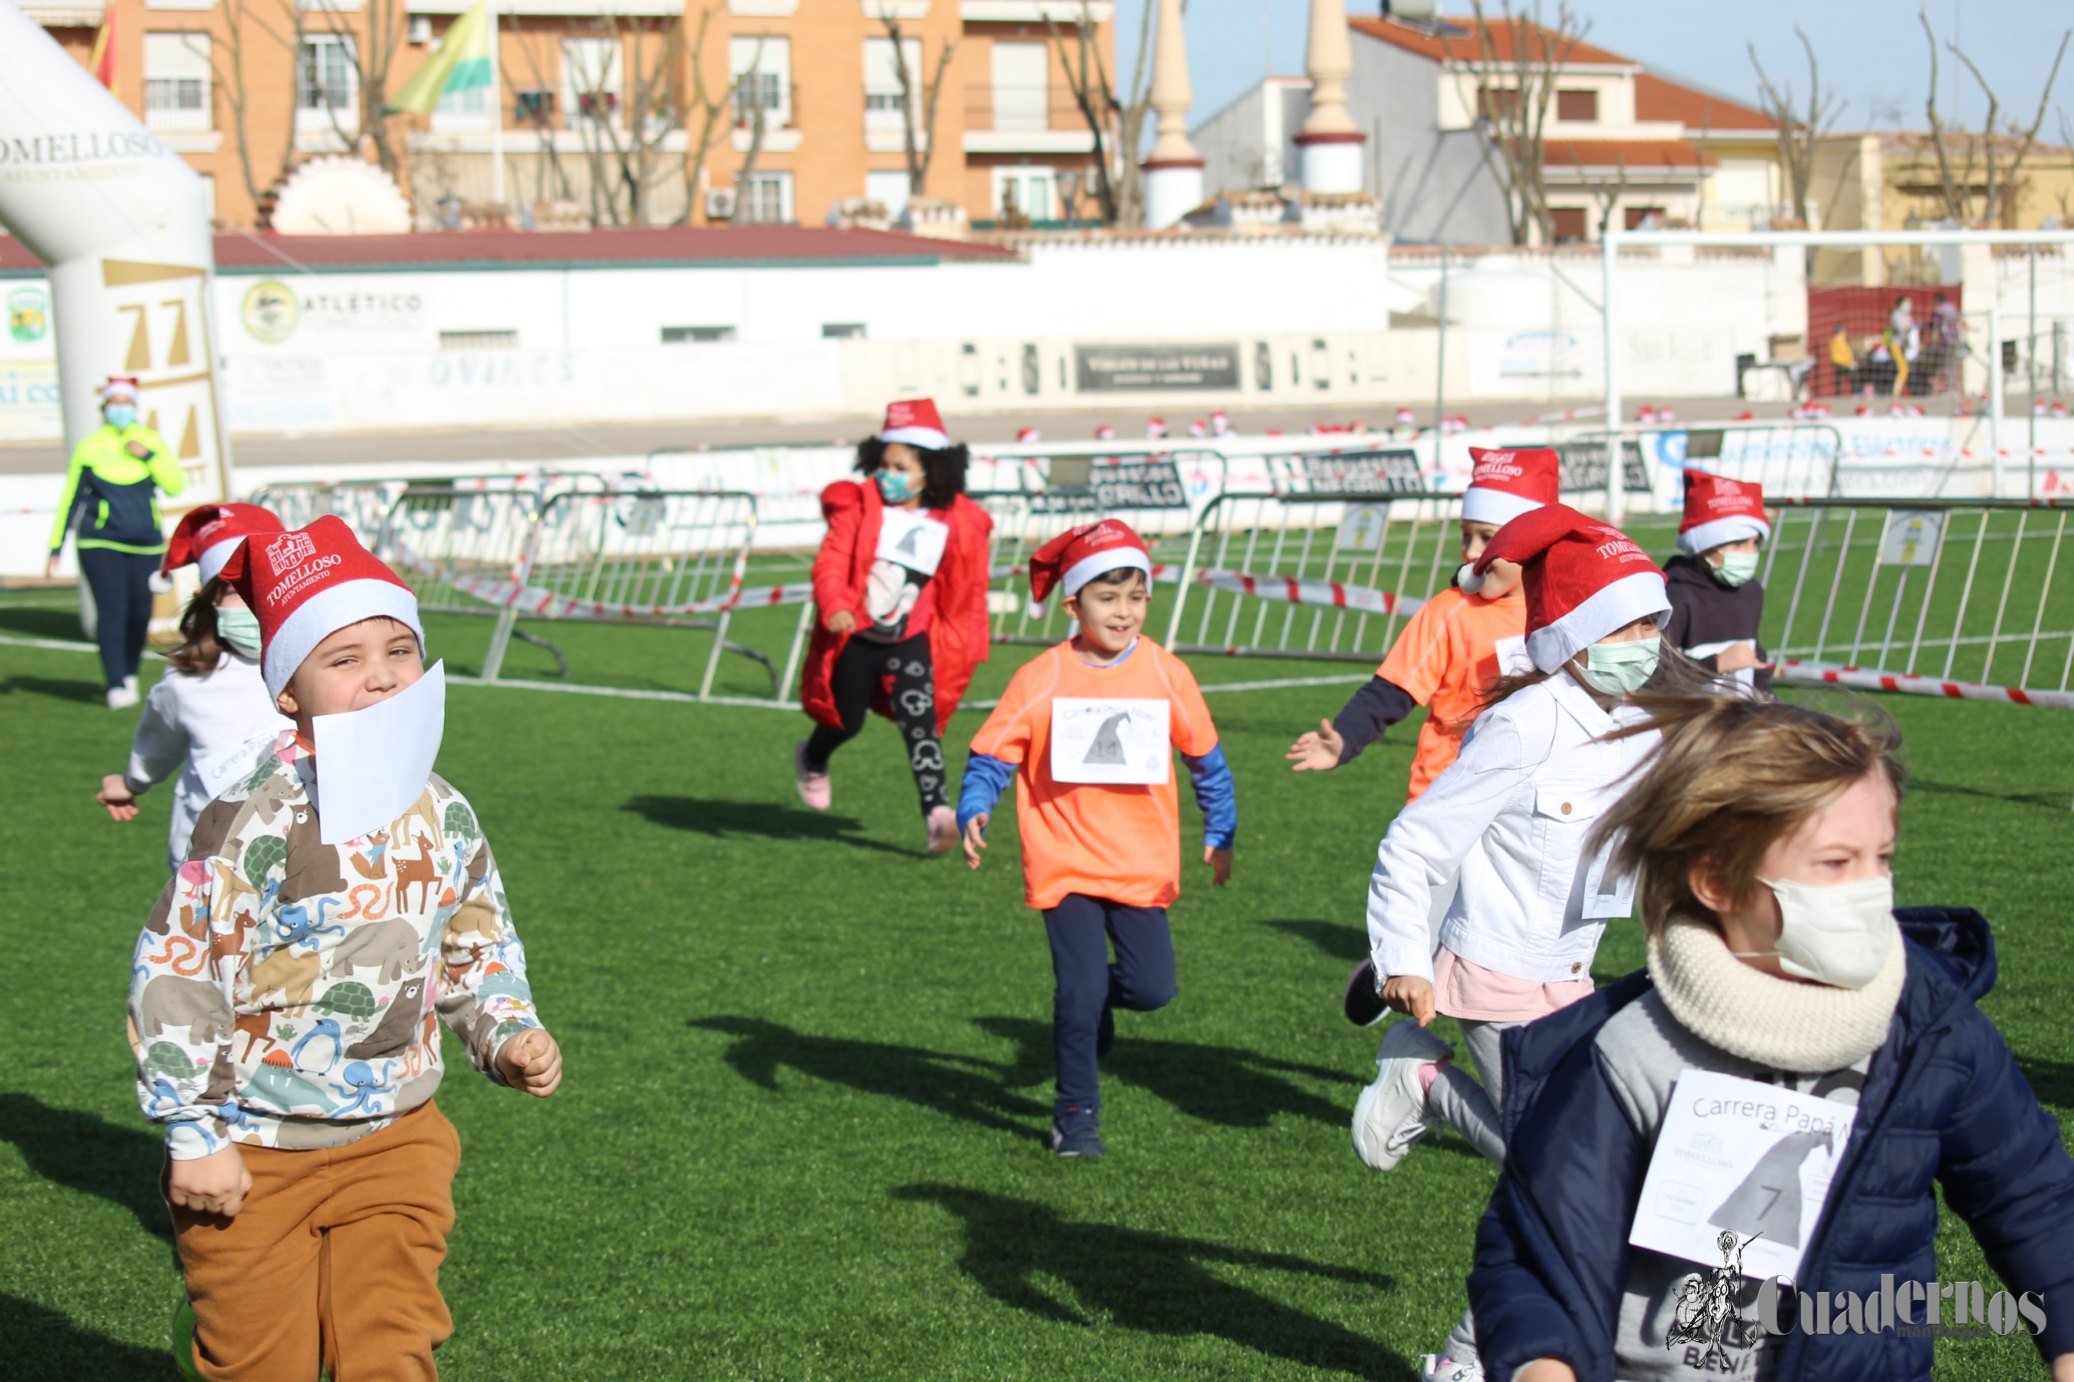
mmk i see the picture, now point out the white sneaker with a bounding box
[122,674,138,694]
[106,685,139,710]
[1351,1020,1453,1171]
[1419,1355,1484,1382]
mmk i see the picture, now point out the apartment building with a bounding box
[26,0,1115,231]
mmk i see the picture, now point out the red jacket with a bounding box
[800,479,993,735]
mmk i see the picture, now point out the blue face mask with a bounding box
[105,404,138,430]
[875,469,916,505]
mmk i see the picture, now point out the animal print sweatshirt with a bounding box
[127,731,543,1159]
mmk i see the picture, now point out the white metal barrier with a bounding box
[249,470,610,550]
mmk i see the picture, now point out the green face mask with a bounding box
[217,606,263,658]
[1712,550,1761,588]
[1582,636,1661,698]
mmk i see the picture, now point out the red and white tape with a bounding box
[1190,568,1424,618]
[1775,658,2074,711]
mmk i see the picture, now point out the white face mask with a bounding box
[1733,874,1897,989]
[1711,550,1761,588]
[1581,635,1661,697]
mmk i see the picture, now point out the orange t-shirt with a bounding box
[969,638,1220,910]
[1375,586,1529,802]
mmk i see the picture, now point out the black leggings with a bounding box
[78,546,158,690]
[805,634,946,816]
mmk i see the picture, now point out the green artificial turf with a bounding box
[2,593,2072,1380]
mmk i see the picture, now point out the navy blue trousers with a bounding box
[1042,893,1176,1120]
[78,546,157,690]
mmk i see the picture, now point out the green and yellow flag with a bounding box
[386,0,492,117]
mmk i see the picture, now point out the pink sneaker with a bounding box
[925,805,958,856]
[794,741,831,811]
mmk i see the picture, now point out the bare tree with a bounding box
[879,12,954,197]
[1462,0,1587,246]
[508,24,580,212]
[1920,10,2070,226]
[1046,0,1157,227]
[1576,149,1628,237]
[302,0,410,182]
[563,16,684,226]
[678,3,739,224]
[730,35,772,221]
[182,0,301,226]
[1749,27,1843,229]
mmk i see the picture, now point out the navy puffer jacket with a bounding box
[1469,907,2074,1381]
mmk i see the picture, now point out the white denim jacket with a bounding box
[1365,670,1660,986]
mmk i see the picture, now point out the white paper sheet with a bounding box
[1049,696,1170,785]
[311,661,447,845]
[1629,1067,1857,1281]
[876,507,948,576]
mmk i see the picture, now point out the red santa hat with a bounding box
[879,398,950,451]
[222,515,423,699]
[100,375,140,404]
[162,502,286,583]
[1028,520,1153,603]
[1678,470,1771,555]
[1467,503,1668,673]
[1146,416,1168,438]
[1094,423,1117,441]
[1015,426,1041,443]
[1394,406,1417,426]
[1461,447,1560,527]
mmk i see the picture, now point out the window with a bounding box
[563,37,622,128]
[990,41,1047,132]
[739,171,793,224]
[1549,207,1589,242]
[439,329,517,350]
[863,36,920,133]
[1475,86,1520,121]
[1555,88,1597,121]
[821,323,866,340]
[435,21,491,127]
[298,35,357,128]
[730,36,790,129]
[865,169,911,219]
[990,166,1055,221]
[661,325,738,344]
[144,32,211,131]
[1624,205,1668,230]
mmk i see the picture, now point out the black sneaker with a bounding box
[1048,1110,1104,1158]
[1095,1004,1116,1059]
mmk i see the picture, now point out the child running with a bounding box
[130,516,560,1381]
[97,504,292,871]
[1350,504,1679,1382]
[1472,696,2074,1382]
[1662,469,1773,692]
[958,521,1236,1159]
[1285,447,1558,801]
[797,398,993,854]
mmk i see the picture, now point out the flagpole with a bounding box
[489,0,506,210]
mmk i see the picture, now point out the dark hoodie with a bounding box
[1662,552,1771,693]
[1470,907,2074,1382]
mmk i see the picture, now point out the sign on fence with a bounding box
[1554,439,1652,494]
[1030,459,1192,514]
[1279,449,1427,499]
[1877,510,1945,567]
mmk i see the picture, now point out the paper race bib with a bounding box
[1629,1068,1857,1282]
[876,508,948,577]
[1688,638,1759,688]
[1049,697,1170,785]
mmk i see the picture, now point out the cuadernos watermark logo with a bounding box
[1755,1275,2047,1341]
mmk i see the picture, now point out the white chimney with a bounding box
[1140,0,1204,229]
[1297,0,1367,195]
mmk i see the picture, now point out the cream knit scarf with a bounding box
[1647,914,1906,1073]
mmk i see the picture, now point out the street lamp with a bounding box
[1057,167,1083,225]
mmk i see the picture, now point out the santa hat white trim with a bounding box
[1062,548,1152,598]
[262,578,424,700]
[1524,569,1670,672]
[1461,486,1546,528]
[880,425,951,451]
[197,537,246,585]
[100,378,140,403]
[1678,514,1771,555]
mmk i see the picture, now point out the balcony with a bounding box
[24,0,103,24]
[962,85,1096,156]
[960,1,1113,20]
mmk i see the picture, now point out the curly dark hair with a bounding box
[853,435,970,511]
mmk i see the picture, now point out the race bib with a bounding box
[876,508,948,577]
[1049,697,1170,785]
[1688,638,1759,689]
[1629,1068,1857,1281]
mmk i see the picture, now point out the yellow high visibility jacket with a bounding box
[48,423,185,555]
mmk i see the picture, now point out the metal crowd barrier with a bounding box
[249,471,610,550]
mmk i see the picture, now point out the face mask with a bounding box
[875,470,915,505]
[1712,550,1761,588]
[105,404,137,430]
[1581,635,1660,697]
[1734,874,1897,989]
[217,607,263,658]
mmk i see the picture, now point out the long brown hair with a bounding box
[1590,696,1906,937]
[166,577,232,676]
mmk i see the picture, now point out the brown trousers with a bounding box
[170,1101,461,1382]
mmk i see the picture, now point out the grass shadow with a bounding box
[0,1293,178,1380]
[690,1017,1048,1141]
[2015,1055,2074,1114]
[624,796,912,857]
[0,675,106,706]
[893,1183,1411,1380]
[975,1016,1361,1130]
[1910,779,2071,812]
[0,1094,173,1244]
[1265,919,1369,965]
[0,604,92,643]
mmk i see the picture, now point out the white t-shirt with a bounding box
[125,652,294,870]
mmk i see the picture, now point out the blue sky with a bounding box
[1124,1,2069,138]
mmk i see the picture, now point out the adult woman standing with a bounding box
[46,376,185,708]
[796,399,993,854]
